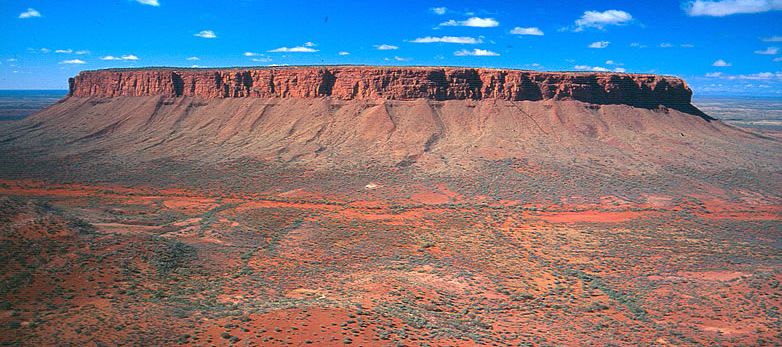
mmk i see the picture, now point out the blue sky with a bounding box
[1,0,781,96]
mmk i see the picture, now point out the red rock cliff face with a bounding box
[68,66,702,114]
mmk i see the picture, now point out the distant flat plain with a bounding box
[0,90,67,121]
[1,90,779,131]
[693,96,782,131]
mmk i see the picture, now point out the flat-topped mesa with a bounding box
[68,66,704,114]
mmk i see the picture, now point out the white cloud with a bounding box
[194,30,217,39]
[267,45,319,52]
[59,59,86,64]
[741,72,781,79]
[574,10,632,31]
[135,0,160,6]
[375,44,399,50]
[410,36,482,44]
[338,51,350,55]
[186,56,200,61]
[243,52,261,57]
[304,41,316,47]
[431,7,447,15]
[39,48,50,53]
[763,35,782,42]
[575,65,608,72]
[100,55,139,61]
[589,41,610,48]
[252,57,272,62]
[439,17,499,27]
[754,47,779,54]
[75,50,90,55]
[575,65,608,71]
[712,59,732,66]
[574,64,626,72]
[454,48,500,56]
[394,56,410,61]
[684,0,782,16]
[605,60,616,65]
[656,42,694,48]
[510,27,544,36]
[705,71,782,80]
[55,49,73,54]
[19,8,41,19]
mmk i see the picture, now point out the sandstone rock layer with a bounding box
[68,66,702,115]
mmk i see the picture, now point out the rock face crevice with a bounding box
[68,66,707,117]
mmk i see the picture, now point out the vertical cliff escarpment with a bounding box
[67,66,704,116]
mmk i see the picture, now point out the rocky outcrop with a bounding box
[68,66,705,115]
